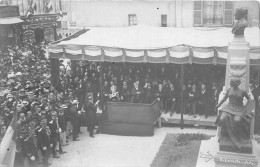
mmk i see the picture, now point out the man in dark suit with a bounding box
[70,100,80,141]
[154,83,164,112]
[143,82,154,104]
[37,118,51,166]
[166,83,177,116]
[210,82,220,116]
[58,105,67,146]
[21,128,38,167]
[47,111,60,158]
[83,95,99,138]
[120,81,131,102]
[197,83,210,118]
[131,81,143,103]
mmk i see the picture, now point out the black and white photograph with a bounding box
[0,0,260,167]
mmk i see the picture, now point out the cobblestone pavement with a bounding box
[50,127,217,167]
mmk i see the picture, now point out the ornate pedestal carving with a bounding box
[224,35,249,92]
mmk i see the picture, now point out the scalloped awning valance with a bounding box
[48,25,260,65]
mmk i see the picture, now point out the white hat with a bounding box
[16,72,22,76]
[72,100,78,104]
[60,104,67,109]
[7,73,16,78]
[22,101,29,105]
[6,94,13,98]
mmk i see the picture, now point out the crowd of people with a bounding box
[65,62,227,118]
[0,40,100,167]
[0,39,259,167]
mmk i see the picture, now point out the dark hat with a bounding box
[40,118,47,124]
[19,127,28,135]
[0,80,6,87]
[27,91,34,96]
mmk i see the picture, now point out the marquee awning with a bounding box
[0,17,23,24]
[48,25,260,65]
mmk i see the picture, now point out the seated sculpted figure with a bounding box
[232,8,248,36]
[216,78,254,151]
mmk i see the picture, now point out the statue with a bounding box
[232,8,248,36]
[216,78,255,153]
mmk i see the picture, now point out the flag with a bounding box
[59,10,63,18]
[26,9,33,18]
[0,110,17,167]
[32,1,37,12]
[47,0,52,11]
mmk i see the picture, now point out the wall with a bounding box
[8,0,61,16]
[70,1,175,27]
[182,1,193,27]
[61,0,259,28]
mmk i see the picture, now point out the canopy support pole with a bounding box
[100,62,104,111]
[180,64,184,129]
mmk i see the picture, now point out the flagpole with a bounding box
[100,61,104,112]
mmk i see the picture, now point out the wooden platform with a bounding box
[97,108,217,128]
[161,112,217,127]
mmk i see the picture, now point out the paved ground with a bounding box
[50,126,217,167]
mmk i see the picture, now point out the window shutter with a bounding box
[194,1,203,26]
[224,1,233,26]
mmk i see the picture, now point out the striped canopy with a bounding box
[48,25,260,65]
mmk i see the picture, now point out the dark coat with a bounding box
[47,119,58,144]
[120,87,131,102]
[70,105,79,126]
[84,101,97,127]
[131,87,143,103]
[186,90,199,103]
[21,136,38,159]
[58,114,66,132]
[144,88,154,104]
[36,128,50,151]
[198,89,210,105]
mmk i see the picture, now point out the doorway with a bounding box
[34,28,44,43]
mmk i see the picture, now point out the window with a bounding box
[194,1,203,26]
[224,1,234,25]
[161,15,167,27]
[44,28,54,42]
[194,1,234,26]
[128,14,137,26]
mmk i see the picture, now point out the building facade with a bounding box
[0,0,63,45]
[0,4,23,47]
[60,0,259,28]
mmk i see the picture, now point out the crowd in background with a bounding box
[0,40,97,167]
[0,39,260,166]
[65,62,227,118]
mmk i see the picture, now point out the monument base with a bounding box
[214,151,258,167]
[195,137,260,167]
[219,137,252,154]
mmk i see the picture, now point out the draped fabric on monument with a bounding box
[48,25,260,65]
